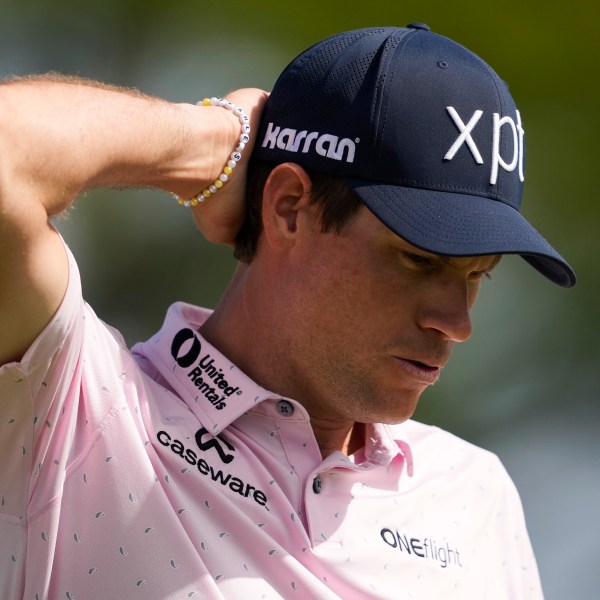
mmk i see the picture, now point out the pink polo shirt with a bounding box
[0,240,543,599]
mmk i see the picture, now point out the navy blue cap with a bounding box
[253,26,576,287]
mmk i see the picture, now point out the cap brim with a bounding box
[347,179,576,288]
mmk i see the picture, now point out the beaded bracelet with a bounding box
[173,97,251,207]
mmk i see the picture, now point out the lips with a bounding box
[393,356,443,385]
[407,358,439,370]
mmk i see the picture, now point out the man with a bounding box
[0,24,574,599]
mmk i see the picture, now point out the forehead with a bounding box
[380,219,501,271]
[344,204,501,272]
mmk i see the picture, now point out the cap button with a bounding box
[407,22,431,31]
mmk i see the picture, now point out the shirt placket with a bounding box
[302,458,367,549]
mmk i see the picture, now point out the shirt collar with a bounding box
[136,301,414,474]
[136,302,278,434]
[365,422,414,476]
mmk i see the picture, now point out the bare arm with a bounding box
[0,75,266,364]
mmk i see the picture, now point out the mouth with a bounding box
[393,357,443,385]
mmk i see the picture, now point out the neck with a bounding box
[311,420,365,458]
[200,265,363,459]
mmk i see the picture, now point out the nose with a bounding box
[417,280,474,342]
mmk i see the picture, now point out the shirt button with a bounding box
[312,475,323,494]
[276,399,294,417]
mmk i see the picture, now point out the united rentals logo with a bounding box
[261,122,356,163]
[170,328,242,410]
[157,429,269,508]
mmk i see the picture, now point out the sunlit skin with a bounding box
[201,163,500,457]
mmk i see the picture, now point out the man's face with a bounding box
[270,204,499,426]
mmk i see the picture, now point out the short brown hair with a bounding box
[234,160,363,263]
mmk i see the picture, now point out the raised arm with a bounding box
[0,75,266,364]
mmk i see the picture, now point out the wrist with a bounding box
[173,97,250,207]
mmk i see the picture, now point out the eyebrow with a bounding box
[440,254,502,271]
[395,235,502,272]
[487,255,502,270]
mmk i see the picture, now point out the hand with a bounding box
[190,88,269,246]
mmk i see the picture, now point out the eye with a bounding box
[469,270,493,283]
[401,250,435,269]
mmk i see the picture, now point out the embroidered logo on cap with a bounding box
[262,122,356,163]
[444,106,525,185]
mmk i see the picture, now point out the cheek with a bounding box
[288,234,415,340]
[312,273,403,353]
[284,268,365,355]
[467,280,482,308]
[316,265,375,322]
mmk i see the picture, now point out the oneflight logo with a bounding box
[380,528,463,569]
[262,122,356,163]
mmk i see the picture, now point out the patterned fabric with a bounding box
[0,240,543,599]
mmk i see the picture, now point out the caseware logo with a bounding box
[157,429,269,508]
[195,427,235,464]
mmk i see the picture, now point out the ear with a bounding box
[260,162,316,251]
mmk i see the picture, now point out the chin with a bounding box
[378,412,415,426]
[375,392,422,424]
[362,400,419,426]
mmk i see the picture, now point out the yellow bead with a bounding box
[202,98,211,106]
[223,166,233,175]
[202,189,212,198]
[177,197,185,205]
[190,197,199,207]
[214,180,224,189]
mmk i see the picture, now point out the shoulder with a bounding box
[391,418,494,454]
[390,418,511,482]
[0,234,132,394]
[389,419,531,533]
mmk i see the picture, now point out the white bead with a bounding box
[183,200,191,207]
[198,195,206,203]
[197,97,250,186]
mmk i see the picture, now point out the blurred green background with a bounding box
[2,0,598,597]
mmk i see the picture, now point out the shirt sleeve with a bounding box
[0,235,85,518]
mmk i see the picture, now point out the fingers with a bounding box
[190,88,269,246]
